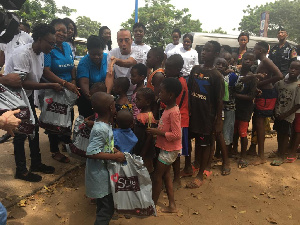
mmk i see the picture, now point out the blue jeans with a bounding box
[95,193,114,225]
[0,202,7,225]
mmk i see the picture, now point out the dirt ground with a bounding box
[5,134,300,225]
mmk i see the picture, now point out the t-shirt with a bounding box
[235,75,257,122]
[188,67,224,135]
[176,77,189,127]
[44,42,74,82]
[0,31,33,73]
[132,42,151,65]
[113,128,138,153]
[179,47,199,77]
[274,79,300,123]
[156,106,182,151]
[85,121,114,199]
[165,43,183,58]
[66,42,76,58]
[77,53,107,85]
[107,46,144,96]
[223,72,239,111]
[4,43,44,97]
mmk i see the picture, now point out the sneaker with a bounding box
[15,172,42,182]
[0,133,11,143]
[30,163,55,174]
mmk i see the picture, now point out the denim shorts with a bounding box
[223,110,235,145]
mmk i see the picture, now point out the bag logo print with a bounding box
[45,98,53,104]
[114,175,140,193]
[111,173,119,182]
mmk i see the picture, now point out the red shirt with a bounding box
[176,77,189,127]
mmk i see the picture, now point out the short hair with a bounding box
[116,109,133,129]
[114,77,130,93]
[214,57,228,66]
[132,63,147,77]
[221,45,232,54]
[91,92,114,115]
[137,88,155,105]
[238,32,250,41]
[161,78,182,98]
[278,26,287,33]
[50,18,67,28]
[133,22,146,32]
[183,33,193,43]
[172,28,181,37]
[242,51,255,59]
[256,41,269,53]
[166,54,184,70]
[149,47,164,62]
[20,22,30,30]
[118,29,132,38]
[99,26,112,50]
[32,23,55,42]
[90,82,107,96]
[87,35,105,50]
[208,40,221,53]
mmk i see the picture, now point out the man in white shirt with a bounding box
[105,29,144,96]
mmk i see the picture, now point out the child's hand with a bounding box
[114,151,126,162]
[256,88,262,97]
[225,68,234,74]
[146,128,165,136]
[85,120,94,128]
[255,73,267,80]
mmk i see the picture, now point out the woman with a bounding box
[179,33,199,79]
[63,18,77,58]
[77,35,107,117]
[164,28,183,59]
[236,32,249,68]
[43,18,79,163]
[99,26,112,53]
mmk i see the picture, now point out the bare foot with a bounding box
[251,158,267,166]
[173,179,182,190]
[186,178,204,189]
[161,206,178,213]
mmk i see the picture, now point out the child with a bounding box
[113,109,138,153]
[253,41,283,165]
[130,63,147,119]
[232,52,257,168]
[271,60,300,165]
[164,54,189,187]
[147,78,182,213]
[85,92,125,225]
[133,88,157,173]
[113,77,132,112]
[186,41,224,188]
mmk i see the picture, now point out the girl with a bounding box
[98,26,112,53]
[113,77,132,112]
[63,18,77,58]
[164,29,183,59]
[147,78,182,213]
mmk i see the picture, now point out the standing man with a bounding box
[105,29,144,97]
[269,27,297,76]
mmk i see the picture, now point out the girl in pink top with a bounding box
[147,78,182,213]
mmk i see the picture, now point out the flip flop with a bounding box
[238,159,248,168]
[268,150,278,158]
[270,159,283,166]
[179,170,193,178]
[185,179,204,189]
[285,157,297,163]
[221,167,231,176]
[203,170,212,179]
[52,152,70,163]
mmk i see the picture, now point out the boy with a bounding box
[186,41,224,188]
[232,52,257,168]
[85,92,125,225]
[253,41,283,164]
[271,60,300,165]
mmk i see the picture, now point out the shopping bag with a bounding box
[39,88,77,134]
[0,84,35,135]
[66,115,91,158]
[107,152,156,216]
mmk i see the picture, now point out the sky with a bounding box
[55,0,275,47]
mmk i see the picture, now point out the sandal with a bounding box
[203,170,212,179]
[238,159,248,168]
[268,150,278,158]
[179,170,193,178]
[270,159,283,166]
[285,157,297,163]
[52,152,70,163]
[185,179,204,189]
[221,167,231,176]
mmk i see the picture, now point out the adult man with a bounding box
[105,29,144,96]
[269,28,297,76]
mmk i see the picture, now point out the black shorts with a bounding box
[273,119,291,135]
[189,132,212,146]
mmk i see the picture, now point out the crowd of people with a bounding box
[0,17,299,225]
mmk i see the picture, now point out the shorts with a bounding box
[254,88,277,117]
[158,150,180,165]
[182,127,189,156]
[223,110,235,145]
[234,120,249,138]
[189,132,212,146]
[273,119,291,135]
[294,113,300,133]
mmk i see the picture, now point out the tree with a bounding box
[209,27,227,34]
[238,0,300,43]
[121,0,202,48]
[16,0,76,27]
[76,16,101,39]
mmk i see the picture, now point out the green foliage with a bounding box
[121,0,202,48]
[16,0,76,27]
[76,16,101,39]
[238,0,300,43]
[76,44,87,56]
[209,27,227,34]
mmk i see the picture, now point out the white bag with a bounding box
[107,152,156,216]
[39,88,77,134]
[0,84,35,135]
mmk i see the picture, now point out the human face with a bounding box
[289,61,300,80]
[172,32,180,45]
[102,29,111,42]
[201,43,216,63]
[242,53,255,69]
[135,91,148,110]
[146,50,156,68]
[277,30,288,42]
[183,37,192,51]
[54,23,67,44]
[215,58,228,75]
[89,48,103,65]
[253,45,261,60]
[67,23,74,39]
[164,61,179,78]
[133,26,145,44]
[159,85,171,105]
[40,33,56,54]
[238,35,249,48]
[117,30,132,55]
[130,68,144,85]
